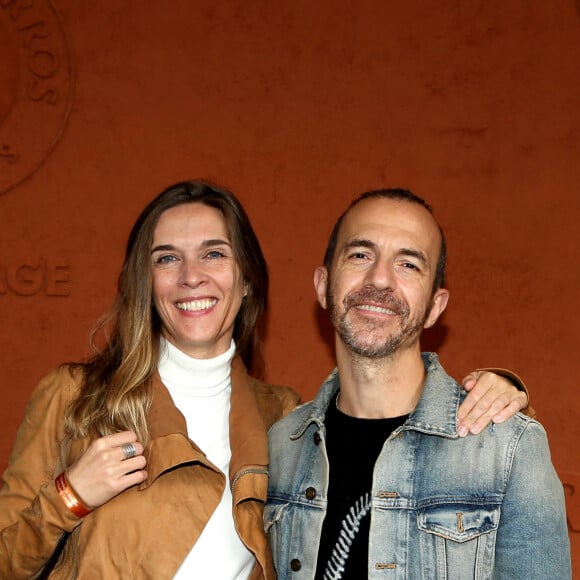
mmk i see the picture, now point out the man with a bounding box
[266,189,571,579]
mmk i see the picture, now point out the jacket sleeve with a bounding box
[493,419,571,578]
[0,367,83,579]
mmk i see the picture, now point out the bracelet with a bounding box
[55,471,93,518]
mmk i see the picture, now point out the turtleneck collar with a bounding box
[157,337,236,398]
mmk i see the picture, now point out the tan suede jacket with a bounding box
[0,357,301,579]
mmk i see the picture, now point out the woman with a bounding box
[0,181,526,579]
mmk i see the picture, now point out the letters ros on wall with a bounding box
[0,0,73,196]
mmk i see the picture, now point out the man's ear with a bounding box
[424,288,449,329]
[314,267,329,310]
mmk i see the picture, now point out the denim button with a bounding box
[313,432,321,445]
[305,487,316,500]
[290,558,301,571]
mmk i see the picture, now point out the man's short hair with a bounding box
[323,188,447,292]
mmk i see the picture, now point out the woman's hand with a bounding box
[65,431,147,508]
[457,371,528,437]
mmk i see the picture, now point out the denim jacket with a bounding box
[266,353,571,579]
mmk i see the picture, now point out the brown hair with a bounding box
[66,181,268,443]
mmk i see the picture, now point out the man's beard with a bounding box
[327,285,431,358]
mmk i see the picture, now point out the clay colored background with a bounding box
[1,0,579,572]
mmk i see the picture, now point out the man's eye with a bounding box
[349,252,368,260]
[402,262,419,270]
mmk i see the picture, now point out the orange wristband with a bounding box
[55,471,93,518]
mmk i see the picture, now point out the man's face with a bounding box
[315,197,449,359]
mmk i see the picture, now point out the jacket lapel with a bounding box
[140,373,220,489]
[228,357,269,484]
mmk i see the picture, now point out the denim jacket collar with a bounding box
[290,352,461,440]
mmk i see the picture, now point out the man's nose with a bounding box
[364,260,396,290]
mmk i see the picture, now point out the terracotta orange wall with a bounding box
[1,0,578,571]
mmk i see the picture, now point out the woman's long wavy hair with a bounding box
[66,181,269,443]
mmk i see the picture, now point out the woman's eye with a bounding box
[205,250,227,259]
[155,254,177,264]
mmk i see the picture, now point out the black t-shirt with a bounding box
[315,393,408,580]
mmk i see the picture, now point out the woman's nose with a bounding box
[179,259,206,288]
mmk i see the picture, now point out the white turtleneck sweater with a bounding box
[158,338,254,579]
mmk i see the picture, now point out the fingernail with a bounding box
[493,415,503,423]
[471,423,481,434]
[457,425,468,437]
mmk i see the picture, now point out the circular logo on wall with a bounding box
[0,0,73,196]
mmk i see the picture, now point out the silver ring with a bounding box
[121,443,136,460]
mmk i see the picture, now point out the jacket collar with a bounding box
[403,352,461,437]
[289,369,339,439]
[227,356,269,479]
[140,372,211,489]
[141,355,269,489]
[291,352,461,439]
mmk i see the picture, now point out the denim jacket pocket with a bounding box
[417,503,499,542]
[416,503,500,580]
